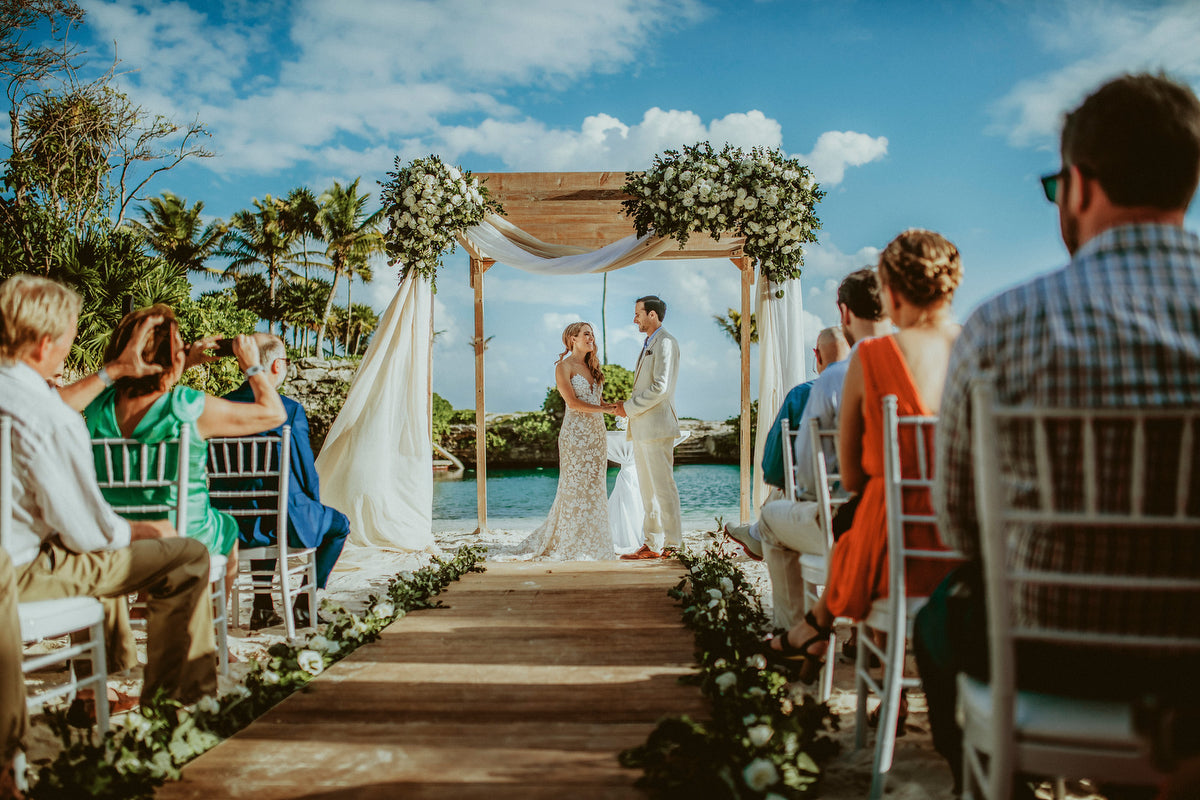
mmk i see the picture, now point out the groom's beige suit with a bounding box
[626,327,683,551]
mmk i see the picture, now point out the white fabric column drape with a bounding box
[315,269,436,552]
[753,276,807,511]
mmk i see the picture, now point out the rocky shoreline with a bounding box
[283,356,741,467]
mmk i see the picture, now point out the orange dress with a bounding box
[823,336,958,621]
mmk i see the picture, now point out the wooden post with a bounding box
[736,256,754,522]
[471,257,494,533]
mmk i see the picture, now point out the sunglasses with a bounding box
[1040,164,1093,204]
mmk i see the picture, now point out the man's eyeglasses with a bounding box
[1040,169,1066,204]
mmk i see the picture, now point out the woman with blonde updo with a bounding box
[516,322,618,559]
[766,229,964,683]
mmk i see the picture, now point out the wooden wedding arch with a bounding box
[453,171,758,531]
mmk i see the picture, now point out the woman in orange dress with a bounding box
[766,228,964,681]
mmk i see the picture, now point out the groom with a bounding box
[617,295,683,560]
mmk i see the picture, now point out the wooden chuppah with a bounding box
[458,172,755,531]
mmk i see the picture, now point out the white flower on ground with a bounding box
[262,670,281,685]
[719,577,735,594]
[196,695,220,716]
[715,672,737,692]
[743,758,780,791]
[297,649,324,676]
[372,602,396,619]
[747,724,774,747]
[307,634,332,652]
[746,653,767,670]
[707,588,724,600]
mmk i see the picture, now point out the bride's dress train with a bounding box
[513,374,615,560]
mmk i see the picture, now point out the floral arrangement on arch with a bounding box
[378,155,503,288]
[622,143,824,283]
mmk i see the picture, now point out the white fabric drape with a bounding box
[753,276,807,511]
[315,270,436,552]
[462,214,677,275]
[605,430,691,554]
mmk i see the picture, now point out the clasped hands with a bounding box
[599,401,628,417]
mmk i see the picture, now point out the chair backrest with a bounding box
[882,395,960,628]
[206,428,291,555]
[809,419,844,551]
[971,381,1200,673]
[782,418,800,500]
[1,415,11,551]
[91,430,191,533]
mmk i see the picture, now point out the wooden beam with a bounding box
[471,257,494,533]
[474,172,745,258]
[736,256,754,523]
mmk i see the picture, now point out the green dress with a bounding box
[85,385,239,556]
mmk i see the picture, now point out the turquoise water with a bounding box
[433,463,742,531]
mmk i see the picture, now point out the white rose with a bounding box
[707,588,723,600]
[372,602,396,619]
[297,649,324,677]
[307,634,331,652]
[714,671,737,692]
[746,653,767,670]
[262,669,281,685]
[744,196,758,210]
[747,724,773,747]
[196,695,220,716]
[446,165,461,180]
[743,758,780,792]
[720,577,734,593]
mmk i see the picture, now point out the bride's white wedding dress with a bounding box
[516,373,615,560]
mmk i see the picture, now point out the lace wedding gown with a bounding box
[517,374,616,559]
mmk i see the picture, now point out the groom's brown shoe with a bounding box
[620,544,662,560]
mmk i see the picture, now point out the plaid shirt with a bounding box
[936,223,1200,637]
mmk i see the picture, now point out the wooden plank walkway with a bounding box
[157,560,706,799]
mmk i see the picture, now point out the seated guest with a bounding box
[0,274,216,707]
[84,305,286,597]
[725,269,889,629]
[222,333,350,630]
[764,229,963,683]
[918,73,1200,794]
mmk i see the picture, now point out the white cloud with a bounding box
[800,131,889,186]
[990,3,1200,147]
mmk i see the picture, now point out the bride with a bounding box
[517,322,617,559]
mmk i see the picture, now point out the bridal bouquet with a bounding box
[621,143,823,283]
[379,155,503,289]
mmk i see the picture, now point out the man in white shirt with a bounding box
[725,268,891,628]
[0,275,216,713]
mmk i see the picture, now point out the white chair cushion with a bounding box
[799,553,827,583]
[19,597,104,642]
[864,595,929,633]
[958,674,1141,750]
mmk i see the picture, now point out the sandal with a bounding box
[764,611,832,685]
[867,689,908,738]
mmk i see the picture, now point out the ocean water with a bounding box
[433,463,742,532]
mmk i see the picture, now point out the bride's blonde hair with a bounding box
[559,322,603,384]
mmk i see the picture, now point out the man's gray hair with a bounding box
[253,332,286,368]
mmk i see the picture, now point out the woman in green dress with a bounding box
[85,305,286,596]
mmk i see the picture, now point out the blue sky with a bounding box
[53,0,1200,418]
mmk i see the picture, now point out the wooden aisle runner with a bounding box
[156,560,706,799]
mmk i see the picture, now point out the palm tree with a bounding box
[333,302,379,355]
[313,178,385,357]
[218,195,298,334]
[278,276,331,354]
[713,307,758,347]
[280,186,322,280]
[127,191,226,276]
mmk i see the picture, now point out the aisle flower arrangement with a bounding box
[620,543,838,798]
[378,155,503,288]
[621,143,823,283]
[26,545,487,800]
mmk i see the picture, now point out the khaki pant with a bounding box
[758,498,827,629]
[633,437,682,551]
[1,549,25,760]
[15,538,216,706]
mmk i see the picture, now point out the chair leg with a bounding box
[279,561,296,640]
[306,558,318,627]
[213,584,229,677]
[819,628,836,703]
[1053,777,1066,800]
[231,559,242,630]
[868,643,905,799]
[89,621,109,735]
[854,621,870,751]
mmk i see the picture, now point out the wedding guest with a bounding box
[84,305,286,598]
[917,72,1200,794]
[725,269,889,629]
[0,275,217,707]
[221,333,351,629]
[763,230,963,687]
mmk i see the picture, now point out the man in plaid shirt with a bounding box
[915,73,1200,792]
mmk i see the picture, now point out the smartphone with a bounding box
[213,338,235,357]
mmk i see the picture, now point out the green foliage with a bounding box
[620,544,838,797]
[26,546,487,800]
[508,411,557,448]
[725,399,759,451]
[431,392,454,444]
[174,291,260,396]
[449,408,477,424]
[714,308,758,347]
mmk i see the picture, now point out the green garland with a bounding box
[27,545,487,799]
[620,544,838,798]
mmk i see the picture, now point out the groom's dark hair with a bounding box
[637,295,666,322]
